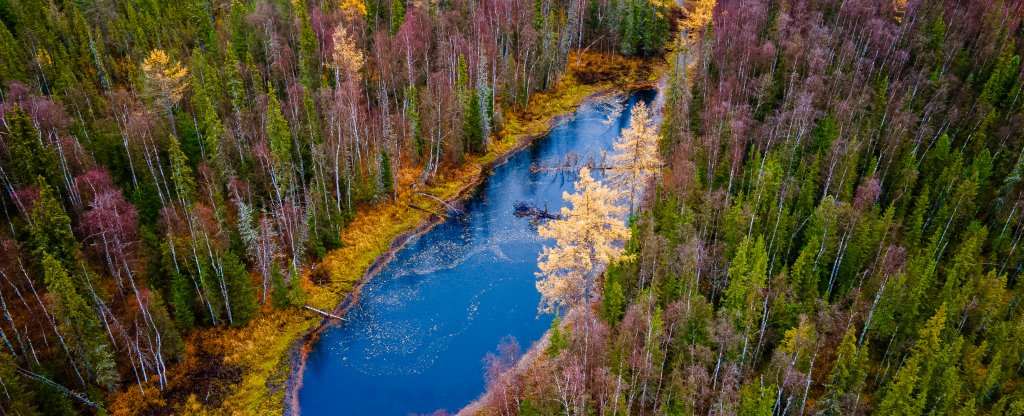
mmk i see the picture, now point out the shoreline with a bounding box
[282,82,659,415]
[456,78,669,416]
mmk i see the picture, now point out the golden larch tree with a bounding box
[608,101,661,213]
[536,167,630,313]
[331,25,365,82]
[141,49,189,136]
[682,0,717,37]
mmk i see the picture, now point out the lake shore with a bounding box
[106,51,664,416]
[284,83,665,416]
[456,56,674,415]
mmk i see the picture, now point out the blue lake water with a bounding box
[297,89,657,415]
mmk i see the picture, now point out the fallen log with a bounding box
[417,192,464,215]
[513,201,563,220]
[13,366,100,409]
[304,305,345,321]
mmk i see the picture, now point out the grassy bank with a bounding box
[107,51,663,416]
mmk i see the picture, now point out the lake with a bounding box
[297,88,657,415]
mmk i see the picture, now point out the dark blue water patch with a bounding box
[297,89,657,415]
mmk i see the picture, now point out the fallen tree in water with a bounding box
[513,201,563,220]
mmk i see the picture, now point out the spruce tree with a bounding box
[28,179,78,271]
[823,327,868,413]
[266,88,295,190]
[296,0,320,90]
[170,269,196,331]
[463,92,485,154]
[42,253,119,390]
[222,250,257,326]
[3,107,60,187]
[0,21,24,82]
[0,351,39,415]
[724,235,768,328]
[390,0,405,35]
[168,134,196,207]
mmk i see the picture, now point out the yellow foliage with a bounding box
[142,49,189,107]
[107,48,667,416]
[340,0,367,18]
[894,0,908,22]
[536,167,630,313]
[331,26,365,80]
[36,48,52,67]
[682,0,717,36]
[608,101,661,211]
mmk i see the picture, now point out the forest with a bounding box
[473,0,1024,415]
[3,0,1024,414]
[0,0,673,413]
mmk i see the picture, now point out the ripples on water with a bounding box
[298,89,657,415]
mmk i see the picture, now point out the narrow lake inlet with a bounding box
[297,89,658,415]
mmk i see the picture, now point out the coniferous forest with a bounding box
[0,0,671,412]
[1,0,1024,414]
[473,0,1024,415]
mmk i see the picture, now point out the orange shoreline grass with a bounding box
[107,51,662,416]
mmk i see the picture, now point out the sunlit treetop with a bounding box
[141,49,189,107]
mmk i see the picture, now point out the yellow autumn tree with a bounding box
[536,167,630,313]
[331,25,365,82]
[682,0,717,37]
[339,0,368,19]
[142,49,189,136]
[608,102,661,212]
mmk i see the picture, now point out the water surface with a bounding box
[298,89,657,415]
